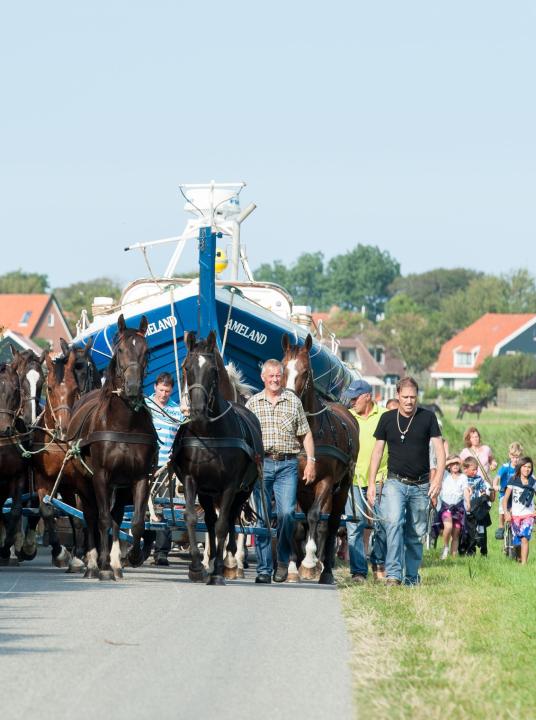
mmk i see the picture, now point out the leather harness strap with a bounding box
[79,431,158,448]
[178,436,259,464]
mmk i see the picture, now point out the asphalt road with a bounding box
[1,549,354,720]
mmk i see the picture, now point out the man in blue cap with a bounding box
[343,379,388,583]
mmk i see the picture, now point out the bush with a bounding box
[460,379,494,404]
[438,387,459,401]
[423,387,439,401]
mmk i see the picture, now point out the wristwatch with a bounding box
[307,456,316,462]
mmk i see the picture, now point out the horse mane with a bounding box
[225,362,255,403]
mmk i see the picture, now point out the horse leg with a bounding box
[318,513,340,585]
[0,477,24,565]
[184,476,206,582]
[200,493,217,575]
[299,500,322,580]
[109,495,126,581]
[287,520,304,583]
[35,484,72,568]
[127,478,150,569]
[92,471,114,580]
[235,533,246,579]
[208,488,234,585]
[82,497,99,579]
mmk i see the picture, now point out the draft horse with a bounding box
[170,330,263,585]
[30,350,96,571]
[0,364,28,564]
[457,398,488,420]
[282,333,359,585]
[67,314,158,580]
[59,337,102,394]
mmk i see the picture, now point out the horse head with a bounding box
[44,351,80,441]
[281,333,314,399]
[182,330,219,421]
[110,315,149,404]
[61,337,101,394]
[10,346,46,426]
[0,363,21,436]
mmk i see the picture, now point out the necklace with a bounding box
[396,409,416,443]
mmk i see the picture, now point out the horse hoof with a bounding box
[223,566,238,580]
[98,570,115,581]
[53,547,71,568]
[236,568,245,579]
[287,572,300,583]
[66,558,86,574]
[18,547,38,562]
[319,571,335,585]
[207,575,226,586]
[188,568,207,583]
[299,565,318,581]
[113,568,124,581]
[84,567,99,579]
[127,551,144,568]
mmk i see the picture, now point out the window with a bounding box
[341,349,356,363]
[48,313,55,328]
[19,311,32,326]
[454,351,475,367]
[369,346,385,365]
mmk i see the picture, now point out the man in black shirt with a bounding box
[367,377,445,585]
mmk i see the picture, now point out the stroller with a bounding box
[459,495,492,556]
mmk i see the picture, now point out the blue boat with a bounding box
[73,182,354,402]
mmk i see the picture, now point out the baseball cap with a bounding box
[345,379,372,399]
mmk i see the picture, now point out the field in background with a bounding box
[340,406,536,720]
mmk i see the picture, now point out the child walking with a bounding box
[463,456,495,556]
[493,442,523,540]
[503,456,536,565]
[438,454,467,559]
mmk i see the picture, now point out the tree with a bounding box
[325,245,400,318]
[54,278,122,331]
[0,269,49,294]
[376,312,438,372]
[504,269,536,313]
[478,354,536,393]
[255,261,290,290]
[288,252,327,309]
[389,268,482,313]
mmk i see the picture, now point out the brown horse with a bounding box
[30,350,95,570]
[282,333,359,584]
[59,337,102,394]
[0,364,28,565]
[10,347,46,427]
[67,314,157,580]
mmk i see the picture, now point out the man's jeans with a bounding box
[253,457,298,575]
[345,485,386,577]
[378,478,429,584]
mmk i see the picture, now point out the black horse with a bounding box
[421,402,443,417]
[60,338,102,394]
[0,364,27,565]
[457,398,488,420]
[67,314,158,580]
[170,330,263,585]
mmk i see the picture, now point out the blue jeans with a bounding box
[378,479,429,584]
[253,458,298,575]
[345,485,387,576]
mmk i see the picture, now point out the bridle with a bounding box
[285,354,328,418]
[184,351,232,422]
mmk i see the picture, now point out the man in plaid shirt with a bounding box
[246,359,315,584]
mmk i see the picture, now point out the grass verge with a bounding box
[340,407,536,719]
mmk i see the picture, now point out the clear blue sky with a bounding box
[1,1,535,290]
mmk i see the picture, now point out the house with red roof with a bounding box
[0,294,72,353]
[430,313,536,390]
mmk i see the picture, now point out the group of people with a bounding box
[436,434,535,565]
[146,360,535,582]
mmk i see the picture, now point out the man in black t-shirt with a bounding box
[367,377,445,585]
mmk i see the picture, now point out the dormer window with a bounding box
[454,346,480,368]
[19,311,32,326]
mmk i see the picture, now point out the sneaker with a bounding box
[495,528,504,540]
[153,554,170,567]
[255,574,272,584]
[440,546,449,560]
[273,563,289,583]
